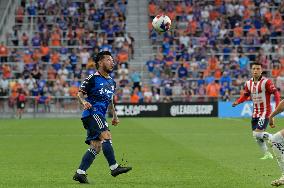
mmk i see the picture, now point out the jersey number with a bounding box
[258,118,265,127]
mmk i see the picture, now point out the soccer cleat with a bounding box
[271,176,284,186]
[111,165,132,177]
[73,172,89,183]
[263,133,272,141]
[260,152,274,160]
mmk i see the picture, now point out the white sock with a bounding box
[256,138,268,153]
[110,163,119,170]
[76,169,86,174]
[271,132,284,175]
[253,131,268,154]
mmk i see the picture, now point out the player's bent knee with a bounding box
[90,140,102,154]
[99,131,112,140]
[253,131,262,139]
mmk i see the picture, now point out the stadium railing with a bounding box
[0,95,239,113]
[0,96,81,117]
[0,0,15,39]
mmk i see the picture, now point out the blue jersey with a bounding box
[79,72,116,118]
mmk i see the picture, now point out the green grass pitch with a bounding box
[0,117,283,188]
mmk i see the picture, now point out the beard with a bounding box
[103,66,113,74]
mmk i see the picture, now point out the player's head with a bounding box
[250,62,262,78]
[94,51,114,73]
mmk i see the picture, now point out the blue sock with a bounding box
[102,139,117,167]
[78,148,97,171]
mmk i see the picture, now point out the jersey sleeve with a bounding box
[236,82,251,104]
[266,79,280,107]
[79,74,94,95]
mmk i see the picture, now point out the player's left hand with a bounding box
[232,101,238,107]
[112,118,120,126]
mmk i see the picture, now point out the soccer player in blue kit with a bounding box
[73,51,132,183]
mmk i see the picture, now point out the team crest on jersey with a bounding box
[99,88,113,95]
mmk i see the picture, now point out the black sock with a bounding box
[78,148,97,171]
[102,139,117,167]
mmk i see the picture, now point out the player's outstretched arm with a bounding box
[270,99,284,119]
[233,82,250,107]
[110,96,119,126]
[232,101,239,107]
[232,93,249,107]
[269,99,284,128]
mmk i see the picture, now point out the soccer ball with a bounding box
[152,14,171,33]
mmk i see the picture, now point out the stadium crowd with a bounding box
[0,0,137,112]
[147,0,284,102]
[1,0,284,111]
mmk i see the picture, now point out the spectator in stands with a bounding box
[219,71,232,86]
[172,81,183,100]
[145,57,156,73]
[79,48,90,68]
[50,50,61,70]
[51,29,61,46]
[272,63,281,78]
[59,46,68,62]
[40,42,50,62]
[206,80,220,101]
[16,88,26,119]
[69,49,78,70]
[130,87,139,103]
[121,84,130,102]
[130,69,141,90]
[15,5,24,26]
[21,32,29,46]
[2,63,12,79]
[26,0,37,19]
[119,74,129,88]
[0,75,9,95]
[125,33,135,59]
[142,84,153,103]
[57,64,69,81]
[47,66,57,80]
[31,32,41,47]
[220,81,231,98]
[204,71,215,85]
[31,65,42,80]
[30,83,40,96]
[238,53,250,70]
[0,86,5,112]
[0,42,9,63]
[176,63,188,79]
[35,92,51,112]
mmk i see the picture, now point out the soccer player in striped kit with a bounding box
[268,99,284,186]
[233,62,280,160]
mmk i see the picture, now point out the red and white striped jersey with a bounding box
[237,76,280,118]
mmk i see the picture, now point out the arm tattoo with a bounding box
[77,91,86,105]
[110,96,117,118]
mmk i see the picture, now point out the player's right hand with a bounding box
[269,117,275,128]
[82,101,92,110]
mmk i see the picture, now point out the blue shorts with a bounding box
[251,117,269,131]
[81,114,109,145]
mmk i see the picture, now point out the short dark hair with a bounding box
[94,51,112,69]
[250,62,262,68]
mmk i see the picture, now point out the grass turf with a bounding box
[0,117,283,188]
